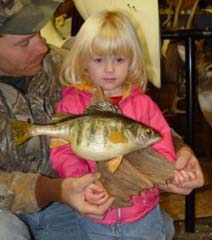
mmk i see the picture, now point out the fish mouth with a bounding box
[153,137,162,144]
[152,133,162,144]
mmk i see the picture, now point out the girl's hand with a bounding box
[60,173,114,219]
[85,181,110,205]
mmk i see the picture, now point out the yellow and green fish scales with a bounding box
[11,110,161,161]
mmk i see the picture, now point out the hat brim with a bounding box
[0,0,61,35]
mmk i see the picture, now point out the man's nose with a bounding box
[36,35,48,54]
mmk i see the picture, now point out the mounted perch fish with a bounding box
[10,102,161,173]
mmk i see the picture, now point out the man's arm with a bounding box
[0,172,40,213]
[36,172,114,219]
[0,171,114,218]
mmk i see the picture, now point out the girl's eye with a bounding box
[93,58,103,63]
[116,57,126,63]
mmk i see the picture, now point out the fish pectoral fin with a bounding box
[50,137,69,148]
[108,131,128,143]
[106,156,123,173]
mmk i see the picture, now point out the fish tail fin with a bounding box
[10,119,33,145]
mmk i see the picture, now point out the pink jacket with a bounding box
[50,85,176,224]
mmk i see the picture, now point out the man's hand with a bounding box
[175,147,204,188]
[61,173,114,219]
[159,147,204,194]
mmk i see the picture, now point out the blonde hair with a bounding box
[60,10,147,91]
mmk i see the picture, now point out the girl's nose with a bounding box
[105,61,115,73]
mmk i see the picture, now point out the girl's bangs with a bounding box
[89,33,132,58]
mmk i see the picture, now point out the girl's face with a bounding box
[86,55,130,97]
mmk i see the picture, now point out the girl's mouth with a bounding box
[104,77,116,81]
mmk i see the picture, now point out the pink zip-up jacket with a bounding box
[50,84,176,224]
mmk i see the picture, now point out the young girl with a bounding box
[50,10,195,240]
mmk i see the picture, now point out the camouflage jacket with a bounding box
[0,46,64,213]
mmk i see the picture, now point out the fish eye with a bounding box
[146,128,152,135]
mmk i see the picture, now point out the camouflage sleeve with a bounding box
[0,86,40,213]
[27,46,65,124]
[0,171,40,213]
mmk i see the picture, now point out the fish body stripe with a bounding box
[72,116,127,148]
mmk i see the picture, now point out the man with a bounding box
[0,1,114,239]
[0,0,204,239]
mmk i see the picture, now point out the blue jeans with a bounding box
[18,202,87,240]
[77,204,175,240]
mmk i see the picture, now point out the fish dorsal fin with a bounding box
[84,101,121,114]
[85,86,122,114]
[51,112,75,123]
[90,86,110,104]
